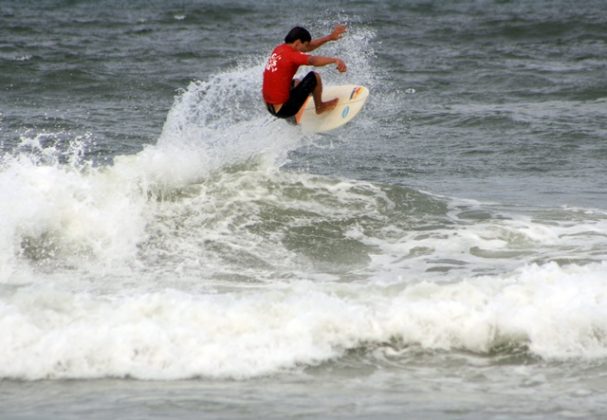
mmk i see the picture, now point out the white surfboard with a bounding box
[295,85,369,133]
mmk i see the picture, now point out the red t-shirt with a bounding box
[262,44,310,104]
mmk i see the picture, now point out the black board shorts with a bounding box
[266,71,317,119]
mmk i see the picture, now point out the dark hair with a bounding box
[284,26,311,44]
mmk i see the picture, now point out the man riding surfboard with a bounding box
[262,25,347,119]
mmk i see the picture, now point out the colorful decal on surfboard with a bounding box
[349,87,363,100]
[341,105,350,119]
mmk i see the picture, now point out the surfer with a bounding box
[263,25,347,119]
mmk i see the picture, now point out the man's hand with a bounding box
[307,25,348,52]
[330,25,347,41]
[335,58,347,73]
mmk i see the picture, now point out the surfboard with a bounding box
[294,85,369,133]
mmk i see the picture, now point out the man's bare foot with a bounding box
[315,98,338,114]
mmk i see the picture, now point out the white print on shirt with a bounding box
[265,53,281,72]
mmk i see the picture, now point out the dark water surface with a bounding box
[1,1,607,418]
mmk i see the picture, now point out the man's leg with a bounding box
[311,72,338,114]
[274,72,338,118]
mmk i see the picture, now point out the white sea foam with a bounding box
[2,129,606,382]
[1,262,607,380]
[0,136,147,280]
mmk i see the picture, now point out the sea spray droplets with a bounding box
[159,63,266,140]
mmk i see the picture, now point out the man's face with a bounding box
[294,40,310,52]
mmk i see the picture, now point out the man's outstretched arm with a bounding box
[305,25,347,52]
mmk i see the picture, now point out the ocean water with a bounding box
[1,0,607,418]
